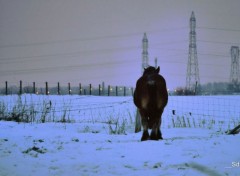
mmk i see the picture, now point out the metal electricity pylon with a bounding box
[142,33,149,74]
[230,46,240,83]
[186,11,200,91]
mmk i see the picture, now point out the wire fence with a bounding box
[162,96,240,130]
[0,94,240,132]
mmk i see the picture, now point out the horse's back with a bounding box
[134,74,168,110]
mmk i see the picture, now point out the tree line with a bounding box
[174,82,240,95]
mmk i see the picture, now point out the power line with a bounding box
[198,40,240,46]
[0,54,231,77]
[2,49,230,70]
[0,39,232,64]
[0,58,140,76]
[197,26,240,33]
[0,26,238,50]
[0,34,140,49]
[0,27,187,49]
[0,45,141,63]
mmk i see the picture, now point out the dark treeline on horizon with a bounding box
[174,82,240,95]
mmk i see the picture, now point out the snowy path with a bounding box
[0,122,239,176]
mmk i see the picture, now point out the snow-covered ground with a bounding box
[0,95,240,175]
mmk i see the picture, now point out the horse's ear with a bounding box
[156,66,160,73]
[144,65,149,70]
[143,66,148,72]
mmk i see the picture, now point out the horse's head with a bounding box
[143,66,160,76]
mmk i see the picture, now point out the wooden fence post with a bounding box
[57,82,60,95]
[99,84,101,96]
[102,82,105,95]
[124,87,126,96]
[68,82,71,95]
[116,86,118,96]
[46,82,49,95]
[5,81,8,95]
[33,82,36,94]
[108,85,110,96]
[79,83,82,95]
[19,80,22,95]
[89,84,92,95]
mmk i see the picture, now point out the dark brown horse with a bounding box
[134,66,168,141]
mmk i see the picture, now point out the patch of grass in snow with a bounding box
[0,95,49,123]
[170,114,240,132]
[106,115,127,135]
[0,96,34,122]
[22,146,47,157]
[0,95,73,123]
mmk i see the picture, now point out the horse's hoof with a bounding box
[150,132,163,141]
[150,135,159,141]
[141,131,149,141]
[141,137,149,141]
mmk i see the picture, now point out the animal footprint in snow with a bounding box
[33,139,44,143]
[71,138,79,142]
[153,162,162,168]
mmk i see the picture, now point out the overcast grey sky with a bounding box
[1,0,240,90]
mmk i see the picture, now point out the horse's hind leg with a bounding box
[139,109,149,141]
[150,111,163,140]
[150,123,161,140]
[158,117,163,140]
[150,125,162,140]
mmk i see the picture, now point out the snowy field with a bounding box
[0,95,240,175]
